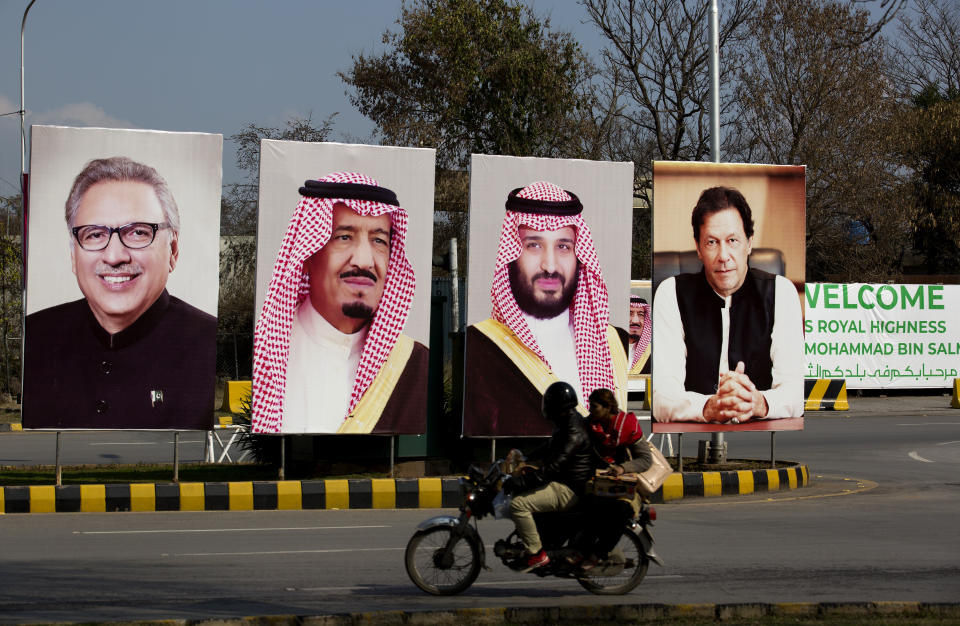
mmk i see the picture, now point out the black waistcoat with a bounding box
[675,268,776,394]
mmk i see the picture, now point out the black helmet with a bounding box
[542,381,579,419]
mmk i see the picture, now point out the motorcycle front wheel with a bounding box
[405,526,482,595]
[576,528,649,595]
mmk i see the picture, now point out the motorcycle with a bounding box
[404,458,663,596]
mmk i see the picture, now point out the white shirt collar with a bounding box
[522,308,573,333]
[298,300,368,354]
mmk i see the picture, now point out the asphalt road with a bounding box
[1,392,955,469]
[0,430,210,466]
[1,403,959,623]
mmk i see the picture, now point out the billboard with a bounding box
[651,161,805,428]
[463,154,634,437]
[805,283,960,388]
[252,141,435,435]
[23,125,222,430]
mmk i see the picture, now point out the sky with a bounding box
[0,0,608,197]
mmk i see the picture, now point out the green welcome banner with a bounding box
[804,283,960,388]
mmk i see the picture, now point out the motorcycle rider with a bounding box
[505,381,594,571]
[574,387,653,569]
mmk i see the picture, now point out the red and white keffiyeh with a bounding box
[490,181,615,397]
[630,296,652,370]
[252,172,414,433]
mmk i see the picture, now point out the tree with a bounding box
[893,0,960,275]
[340,0,599,170]
[584,0,756,191]
[902,88,960,275]
[735,0,908,281]
[218,234,257,379]
[582,0,755,279]
[217,113,337,378]
[892,0,960,98]
[223,112,337,236]
[0,193,22,396]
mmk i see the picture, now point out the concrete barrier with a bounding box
[219,380,251,413]
[804,378,849,411]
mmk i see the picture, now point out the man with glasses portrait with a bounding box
[22,156,216,429]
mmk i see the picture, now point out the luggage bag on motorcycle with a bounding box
[589,442,673,498]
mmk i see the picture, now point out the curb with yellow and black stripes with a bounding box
[0,465,808,514]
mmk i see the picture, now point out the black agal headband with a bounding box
[299,180,399,206]
[505,187,583,216]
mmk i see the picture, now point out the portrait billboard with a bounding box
[804,282,960,388]
[252,141,435,435]
[628,280,652,400]
[23,125,222,430]
[651,161,805,428]
[463,154,634,437]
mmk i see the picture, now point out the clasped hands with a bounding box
[702,360,768,423]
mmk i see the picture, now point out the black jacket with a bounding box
[527,408,595,494]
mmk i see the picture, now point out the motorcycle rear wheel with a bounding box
[576,528,649,595]
[405,526,482,596]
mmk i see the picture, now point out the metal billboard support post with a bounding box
[448,238,459,332]
[677,433,683,473]
[173,432,180,483]
[19,1,37,380]
[279,436,286,480]
[389,435,395,477]
[204,430,214,462]
[55,431,62,486]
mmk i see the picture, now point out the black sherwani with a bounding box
[23,290,217,429]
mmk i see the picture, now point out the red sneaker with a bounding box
[523,549,550,572]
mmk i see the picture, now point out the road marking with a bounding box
[75,525,390,535]
[936,441,960,446]
[87,442,158,446]
[86,440,204,446]
[897,422,960,426]
[167,547,405,557]
[908,451,934,463]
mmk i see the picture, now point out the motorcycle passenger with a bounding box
[505,381,594,571]
[576,387,653,569]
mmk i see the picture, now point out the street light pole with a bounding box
[21,0,37,188]
[709,0,721,163]
[708,0,726,463]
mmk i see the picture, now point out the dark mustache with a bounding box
[340,268,377,282]
[532,271,564,283]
